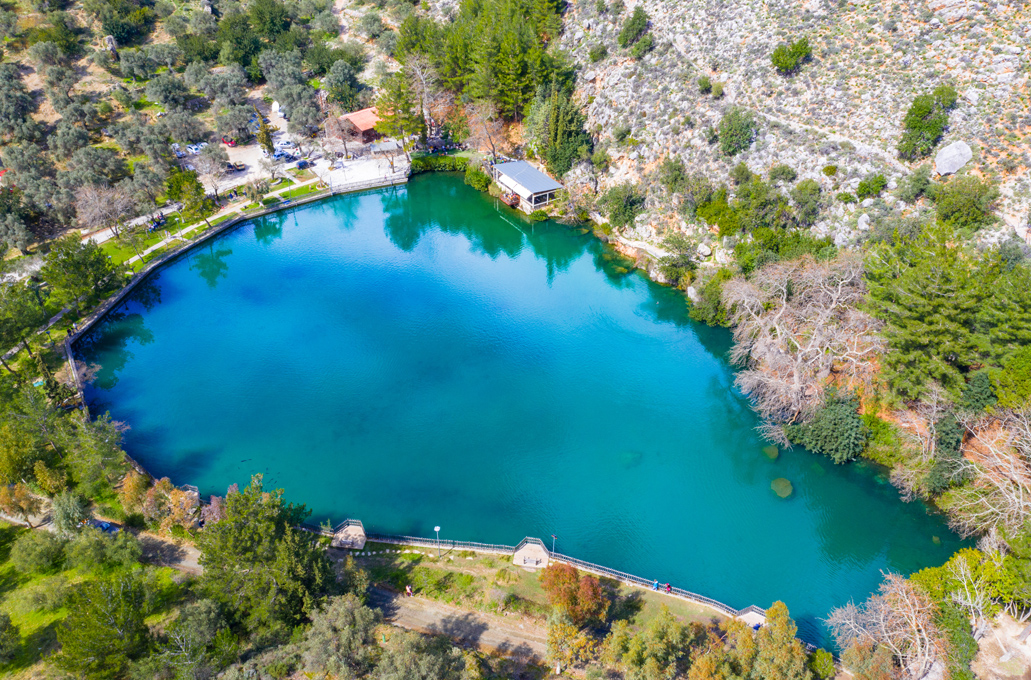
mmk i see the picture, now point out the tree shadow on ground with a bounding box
[138,534,188,567]
[607,588,644,624]
[428,612,489,648]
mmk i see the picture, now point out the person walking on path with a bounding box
[665,583,672,594]
[653,580,659,591]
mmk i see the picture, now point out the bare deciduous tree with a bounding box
[404,54,439,127]
[74,184,137,237]
[942,409,1031,537]
[326,115,361,158]
[468,101,503,161]
[721,252,884,424]
[260,157,285,183]
[195,144,230,200]
[827,571,948,680]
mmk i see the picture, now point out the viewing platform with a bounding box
[331,519,367,549]
[512,537,550,569]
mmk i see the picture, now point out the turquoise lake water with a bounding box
[75,173,963,643]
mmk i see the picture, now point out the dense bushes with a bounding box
[409,155,470,174]
[770,37,812,75]
[933,175,999,231]
[856,173,887,199]
[617,6,648,48]
[603,183,645,229]
[464,165,490,191]
[898,85,958,160]
[718,107,757,156]
[785,391,869,464]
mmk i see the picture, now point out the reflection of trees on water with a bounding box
[75,310,155,391]
[381,176,590,280]
[254,212,286,246]
[522,222,589,284]
[190,241,233,289]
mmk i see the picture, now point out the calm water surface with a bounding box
[76,173,963,643]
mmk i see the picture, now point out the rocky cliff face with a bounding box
[556,0,1030,260]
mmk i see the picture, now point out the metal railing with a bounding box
[365,533,517,556]
[549,551,743,617]
[349,530,763,621]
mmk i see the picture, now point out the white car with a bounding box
[186,144,200,154]
[198,142,209,149]
[278,140,297,149]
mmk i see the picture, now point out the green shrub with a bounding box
[703,126,718,144]
[688,268,733,327]
[710,82,724,99]
[529,210,548,222]
[861,414,907,466]
[591,147,611,171]
[994,346,1031,408]
[770,37,812,74]
[717,107,756,156]
[588,44,608,62]
[896,164,933,202]
[730,162,755,185]
[791,178,822,227]
[629,32,654,58]
[734,227,834,275]
[960,370,996,412]
[613,124,631,143]
[410,155,470,174]
[697,75,712,94]
[837,192,856,203]
[898,85,958,160]
[603,183,645,229]
[785,390,869,464]
[856,173,887,199]
[937,601,978,680]
[809,649,836,680]
[617,6,648,47]
[933,175,999,231]
[464,166,491,192]
[11,530,66,574]
[768,164,797,184]
[822,165,837,177]
[0,613,18,663]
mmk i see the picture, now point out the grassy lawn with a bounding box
[269,177,294,189]
[349,545,722,628]
[278,183,324,201]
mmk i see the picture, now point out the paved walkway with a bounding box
[367,587,546,660]
[118,156,407,267]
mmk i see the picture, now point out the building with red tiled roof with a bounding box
[340,107,381,143]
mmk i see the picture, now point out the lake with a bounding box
[75,172,963,644]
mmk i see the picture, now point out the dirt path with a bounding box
[138,532,203,574]
[367,587,547,660]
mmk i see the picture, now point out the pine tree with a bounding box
[754,602,813,680]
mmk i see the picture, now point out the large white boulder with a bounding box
[935,141,972,175]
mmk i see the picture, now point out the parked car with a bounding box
[184,163,196,171]
[198,142,209,149]
[186,144,200,154]
[296,160,310,169]
[272,151,287,160]
[278,140,297,149]
[222,136,237,147]
[233,162,246,171]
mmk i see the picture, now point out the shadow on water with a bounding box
[189,241,233,289]
[253,211,286,246]
[75,310,155,390]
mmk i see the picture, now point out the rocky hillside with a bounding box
[556,0,1029,258]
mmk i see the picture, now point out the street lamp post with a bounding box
[550,534,556,553]
[434,526,441,558]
